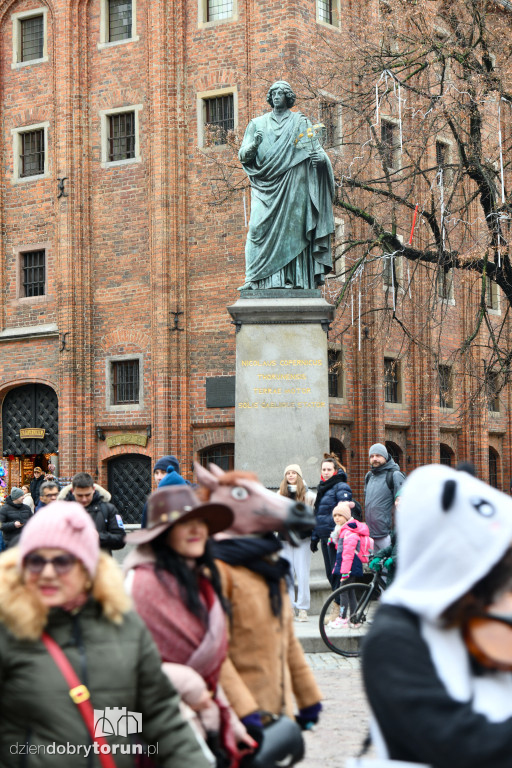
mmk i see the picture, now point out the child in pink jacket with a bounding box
[328,501,373,628]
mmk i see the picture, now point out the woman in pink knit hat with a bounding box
[0,500,212,768]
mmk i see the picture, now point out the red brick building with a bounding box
[0,0,509,520]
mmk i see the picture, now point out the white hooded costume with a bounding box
[362,464,512,767]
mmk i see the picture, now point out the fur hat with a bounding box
[18,501,100,577]
[369,443,388,460]
[284,464,303,479]
[10,488,24,501]
[128,485,233,545]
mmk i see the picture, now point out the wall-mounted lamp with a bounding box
[146,425,152,440]
[95,426,106,441]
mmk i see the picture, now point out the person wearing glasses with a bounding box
[0,500,212,768]
[362,464,512,768]
[34,480,60,511]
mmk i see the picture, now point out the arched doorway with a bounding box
[385,441,403,469]
[2,384,58,487]
[108,454,151,525]
[329,438,347,467]
[440,444,454,467]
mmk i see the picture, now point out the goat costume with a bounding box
[363,464,512,767]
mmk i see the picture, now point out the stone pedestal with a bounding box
[227,290,335,489]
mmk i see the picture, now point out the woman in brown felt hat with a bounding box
[124,486,257,768]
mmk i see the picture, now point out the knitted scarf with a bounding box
[212,535,290,617]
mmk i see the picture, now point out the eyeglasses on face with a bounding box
[24,553,77,575]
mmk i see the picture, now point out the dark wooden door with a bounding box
[108,454,151,524]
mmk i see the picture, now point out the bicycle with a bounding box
[318,569,387,657]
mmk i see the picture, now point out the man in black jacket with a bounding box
[66,472,125,554]
[0,487,33,548]
[29,467,45,507]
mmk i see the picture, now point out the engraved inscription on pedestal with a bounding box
[228,296,334,489]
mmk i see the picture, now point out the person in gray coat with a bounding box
[364,443,404,552]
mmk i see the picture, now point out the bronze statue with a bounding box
[239,81,335,290]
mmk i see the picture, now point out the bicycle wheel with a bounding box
[319,582,375,657]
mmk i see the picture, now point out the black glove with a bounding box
[296,702,323,730]
[310,539,319,553]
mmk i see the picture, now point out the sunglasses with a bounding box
[24,553,77,575]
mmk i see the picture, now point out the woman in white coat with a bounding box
[278,464,316,621]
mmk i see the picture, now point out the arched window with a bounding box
[329,438,347,467]
[440,444,454,467]
[385,441,403,468]
[489,447,499,488]
[199,443,234,472]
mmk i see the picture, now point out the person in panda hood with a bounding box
[362,463,512,768]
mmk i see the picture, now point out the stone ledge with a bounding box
[228,296,335,327]
[239,289,322,299]
[0,323,59,341]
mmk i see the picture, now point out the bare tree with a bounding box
[305,0,512,405]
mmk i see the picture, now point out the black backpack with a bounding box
[365,468,405,494]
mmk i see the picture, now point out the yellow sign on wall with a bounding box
[106,433,148,449]
[20,428,46,439]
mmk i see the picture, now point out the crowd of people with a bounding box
[0,454,326,768]
[1,445,508,768]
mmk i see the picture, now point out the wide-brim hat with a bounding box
[128,485,234,545]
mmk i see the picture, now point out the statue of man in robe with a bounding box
[238,81,335,290]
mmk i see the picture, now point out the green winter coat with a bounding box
[0,548,211,768]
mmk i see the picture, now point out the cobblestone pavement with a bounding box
[300,653,376,767]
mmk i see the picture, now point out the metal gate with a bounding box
[108,454,151,525]
[2,383,58,454]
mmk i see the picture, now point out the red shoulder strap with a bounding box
[41,632,117,768]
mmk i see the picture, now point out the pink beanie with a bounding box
[18,501,100,577]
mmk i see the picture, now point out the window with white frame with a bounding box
[106,355,143,409]
[12,9,47,66]
[12,123,49,182]
[206,0,233,20]
[99,0,137,46]
[100,105,142,167]
[197,89,237,147]
[198,0,236,24]
[317,0,340,27]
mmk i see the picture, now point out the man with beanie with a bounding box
[364,443,404,552]
[0,487,33,548]
[141,455,191,528]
